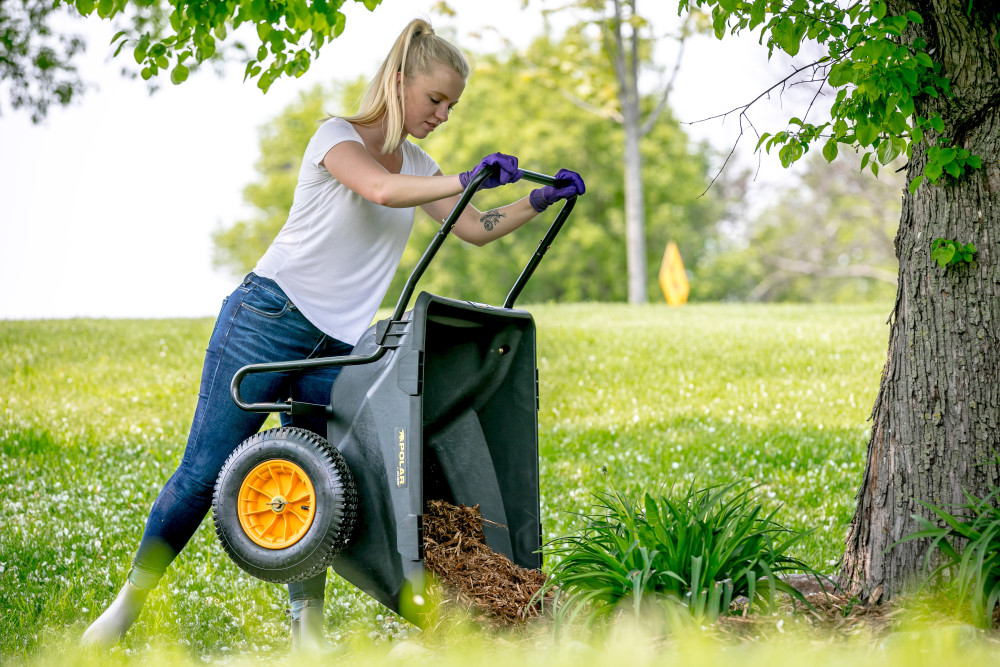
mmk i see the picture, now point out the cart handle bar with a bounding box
[231,165,576,414]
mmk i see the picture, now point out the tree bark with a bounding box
[623,91,647,304]
[609,0,649,304]
[841,0,1000,600]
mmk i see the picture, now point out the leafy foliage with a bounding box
[930,238,977,269]
[897,484,1000,628]
[0,0,86,122]
[3,0,382,121]
[536,482,820,628]
[678,0,992,189]
[64,0,382,92]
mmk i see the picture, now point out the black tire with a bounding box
[212,427,358,583]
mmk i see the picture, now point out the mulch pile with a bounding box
[423,499,548,624]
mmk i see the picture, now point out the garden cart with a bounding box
[212,166,577,625]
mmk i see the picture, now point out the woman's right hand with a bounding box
[459,153,523,190]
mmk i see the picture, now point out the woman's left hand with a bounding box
[529,169,586,212]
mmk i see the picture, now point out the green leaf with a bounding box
[97,0,114,18]
[925,160,943,183]
[887,111,908,135]
[932,242,956,268]
[908,174,924,194]
[170,64,189,85]
[899,96,915,117]
[856,120,878,147]
[822,139,839,162]
[828,62,853,87]
[74,0,96,14]
[134,34,150,63]
[877,138,901,165]
[905,10,924,24]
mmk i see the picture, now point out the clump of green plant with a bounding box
[535,482,822,628]
[931,238,976,269]
[899,485,1000,628]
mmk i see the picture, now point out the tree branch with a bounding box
[558,88,625,123]
[687,55,836,195]
[639,11,693,137]
[605,0,627,88]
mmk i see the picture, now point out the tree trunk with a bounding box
[610,0,648,304]
[841,0,1000,600]
[623,96,647,304]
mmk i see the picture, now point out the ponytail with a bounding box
[343,18,469,154]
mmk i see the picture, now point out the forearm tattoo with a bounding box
[481,208,506,232]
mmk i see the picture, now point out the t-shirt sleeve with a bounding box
[405,141,442,178]
[306,118,364,168]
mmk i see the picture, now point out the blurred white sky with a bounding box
[0,0,806,319]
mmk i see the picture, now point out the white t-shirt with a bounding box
[254,118,441,345]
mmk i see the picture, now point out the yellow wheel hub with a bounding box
[238,459,316,549]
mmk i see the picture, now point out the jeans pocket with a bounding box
[242,283,295,318]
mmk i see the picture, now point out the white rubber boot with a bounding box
[291,599,327,653]
[81,581,150,646]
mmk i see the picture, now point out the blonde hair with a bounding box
[343,18,470,154]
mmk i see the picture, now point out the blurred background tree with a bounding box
[528,0,709,304]
[696,150,902,303]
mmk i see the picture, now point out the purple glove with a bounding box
[459,153,523,190]
[529,169,586,212]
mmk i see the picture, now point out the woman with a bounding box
[82,18,584,649]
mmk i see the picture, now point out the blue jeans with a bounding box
[129,273,353,602]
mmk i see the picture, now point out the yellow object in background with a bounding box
[659,241,690,306]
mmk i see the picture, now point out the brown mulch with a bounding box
[423,499,549,624]
[716,574,901,638]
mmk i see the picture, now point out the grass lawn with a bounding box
[5,301,995,664]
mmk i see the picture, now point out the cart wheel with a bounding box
[212,427,357,583]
